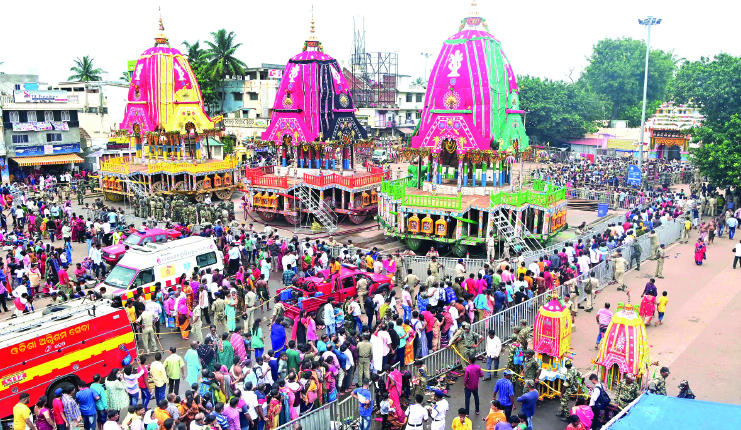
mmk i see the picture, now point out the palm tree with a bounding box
[68,56,103,82]
[204,29,247,113]
[182,40,206,68]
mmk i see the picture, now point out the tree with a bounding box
[413,77,425,87]
[120,71,130,82]
[204,30,247,113]
[580,38,675,126]
[183,40,206,69]
[221,134,236,155]
[68,56,104,82]
[518,75,607,145]
[672,54,741,186]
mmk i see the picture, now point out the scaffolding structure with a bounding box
[349,17,398,109]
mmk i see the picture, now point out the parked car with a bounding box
[102,228,182,265]
[372,149,389,164]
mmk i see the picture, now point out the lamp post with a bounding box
[637,16,661,172]
[421,52,432,82]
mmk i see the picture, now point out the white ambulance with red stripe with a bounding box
[97,236,224,302]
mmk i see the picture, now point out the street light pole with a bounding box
[421,52,432,82]
[637,16,661,172]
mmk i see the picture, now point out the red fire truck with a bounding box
[0,300,137,418]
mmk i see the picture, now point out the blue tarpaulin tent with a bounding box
[606,393,741,430]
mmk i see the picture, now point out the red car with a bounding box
[102,228,182,265]
[278,265,392,321]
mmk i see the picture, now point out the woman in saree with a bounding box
[292,311,307,345]
[570,397,593,429]
[300,370,318,413]
[439,311,453,348]
[403,321,415,365]
[225,289,238,332]
[70,216,80,242]
[182,281,194,310]
[230,328,247,363]
[271,317,287,356]
[639,294,656,325]
[198,337,217,372]
[265,389,283,430]
[177,300,191,340]
[218,332,235,372]
[694,238,707,265]
[384,365,406,425]
[235,266,245,285]
[431,314,442,352]
[324,363,337,403]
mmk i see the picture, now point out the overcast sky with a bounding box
[2,0,739,86]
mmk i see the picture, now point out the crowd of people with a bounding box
[6,162,734,430]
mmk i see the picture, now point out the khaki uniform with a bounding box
[655,248,666,278]
[212,298,227,332]
[356,278,369,311]
[357,340,372,382]
[244,290,257,332]
[582,277,598,311]
[613,257,628,290]
[137,310,158,354]
[191,306,204,344]
[428,261,441,283]
[648,232,659,260]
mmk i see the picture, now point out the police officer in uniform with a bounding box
[428,390,450,430]
[615,373,640,409]
[557,360,582,421]
[648,367,670,395]
[449,322,483,364]
[405,394,429,430]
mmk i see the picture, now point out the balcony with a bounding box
[224,118,255,128]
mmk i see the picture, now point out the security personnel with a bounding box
[557,360,582,421]
[615,373,641,409]
[521,350,540,395]
[648,367,670,395]
[611,251,629,291]
[405,394,429,430]
[428,390,450,430]
[655,244,667,279]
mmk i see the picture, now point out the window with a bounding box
[133,268,155,287]
[14,84,21,90]
[406,112,412,121]
[27,111,37,122]
[196,252,218,268]
[61,110,71,121]
[154,235,167,243]
[46,133,63,143]
[9,111,20,123]
[233,92,243,101]
[44,111,54,122]
[405,93,413,103]
[249,92,259,101]
[416,112,422,119]
[12,135,29,144]
[416,94,423,102]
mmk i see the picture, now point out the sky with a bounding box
[1,0,739,86]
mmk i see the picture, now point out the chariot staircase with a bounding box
[295,185,338,233]
[492,210,533,255]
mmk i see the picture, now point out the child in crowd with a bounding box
[655,291,669,326]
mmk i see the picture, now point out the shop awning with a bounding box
[398,127,415,134]
[12,153,84,166]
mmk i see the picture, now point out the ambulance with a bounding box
[99,236,224,303]
[0,300,136,418]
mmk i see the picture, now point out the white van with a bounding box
[98,236,224,303]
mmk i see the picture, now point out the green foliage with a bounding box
[222,135,236,154]
[183,39,219,115]
[68,56,103,82]
[120,71,130,82]
[672,54,741,186]
[517,75,607,144]
[204,29,248,114]
[581,38,675,124]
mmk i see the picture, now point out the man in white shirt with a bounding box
[241,382,260,425]
[589,374,607,414]
[373,259,383,274]
[405,394,429,428]
[428,390,450,430]
[227,245,241,275]
[282,251,297,271]
[349,297,363,333]
[482,329,502,380]
[733,239,741,269]
[89,244,106,278]
[527,261,540,278]
[455,260,466,278]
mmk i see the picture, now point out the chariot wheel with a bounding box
[349,194,367,224]
[172,181,185,191]
[151,181,165,194]
[453,241,468,257]
[104,191,124,202]
[194,180,212,203]
[215,187,234,200]
[257,210,277,222]
[284,198,304,226]
[407,237,423,251]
